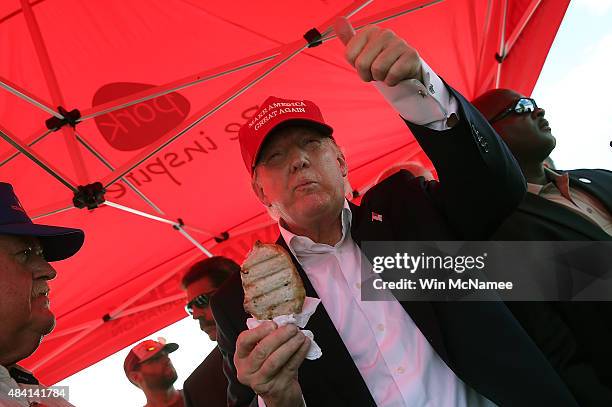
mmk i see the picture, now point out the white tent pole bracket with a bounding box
[103,200,218,255]
[173,220,214,257]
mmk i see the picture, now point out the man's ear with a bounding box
[128,371,142,387]
[337,146,348,177]
[251,170,271,207]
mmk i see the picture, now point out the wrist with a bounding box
[262,384,304,407]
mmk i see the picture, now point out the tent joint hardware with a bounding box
[495,52,506,63]
[45,106,81,131]
[73,182,106,210]
[102,314,112,322]
[173,218,185,230]
[304,28,323,47]
[214,231,230,243]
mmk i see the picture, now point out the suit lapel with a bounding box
[275,236,376,406]
[349,203,451,366]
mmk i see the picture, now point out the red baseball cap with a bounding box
[123,338,178,376]
[238,96,333,174]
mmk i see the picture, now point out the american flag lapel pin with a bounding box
[371,212,383,222]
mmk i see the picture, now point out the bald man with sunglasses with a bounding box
[473,89,612,406]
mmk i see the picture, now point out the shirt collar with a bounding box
[279,199,352,257]
[0,365,38,385]
[527,167,574,202]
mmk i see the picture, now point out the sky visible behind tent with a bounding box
[57,1,612,405]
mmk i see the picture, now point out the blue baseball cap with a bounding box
[0,182,84,261]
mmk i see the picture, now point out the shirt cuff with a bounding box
[374,58,459,131]
[258,395,307,406]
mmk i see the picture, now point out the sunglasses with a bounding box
[489,97,538,123]
[185,293,210,316]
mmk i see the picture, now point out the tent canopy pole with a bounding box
[0,125,77,192]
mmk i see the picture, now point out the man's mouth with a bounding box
[539,119,551,132]
[31,287,49,299]
[294,180,316,191]
[32,288,50,307]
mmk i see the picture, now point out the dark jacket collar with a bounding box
[520,170,612,240]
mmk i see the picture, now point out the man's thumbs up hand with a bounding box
[333,17,423,86]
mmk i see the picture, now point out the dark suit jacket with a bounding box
[492,168,612,406]
[211,87,579,406]
[183,346,228,407]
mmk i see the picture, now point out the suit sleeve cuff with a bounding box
[374,58,459,131]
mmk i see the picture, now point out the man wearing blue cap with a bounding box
[0,182,84,406]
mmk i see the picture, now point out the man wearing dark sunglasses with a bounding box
[181,256,239,407]
[473,88,612,406]
[0,182,84,406]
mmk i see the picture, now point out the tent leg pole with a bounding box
[475,0,494,96]
[504,0,543,57]
[495,0,509,88]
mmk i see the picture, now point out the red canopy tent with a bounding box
[0,0,568,384]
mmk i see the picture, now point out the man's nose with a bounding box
[289,148,309,172]
[533,107,545,118]
[35,261,57,281]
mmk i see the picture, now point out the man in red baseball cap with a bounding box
[124,338,184,407]
[211,18,577,407]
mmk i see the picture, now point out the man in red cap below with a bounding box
[0,182,84,407]
[124,338,184,407]
[211,18,577,407]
